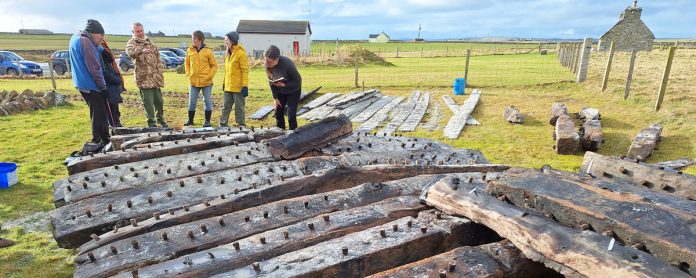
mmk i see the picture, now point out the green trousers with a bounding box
[139,88,164,127]
[220,92,245,126]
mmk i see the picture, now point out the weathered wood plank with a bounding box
[492,167,696,276]
[211,210,497,278]
[352,96,394,122]
[249,105,275,120]
[356,96,405,133]
[297,93,340,115]
[554,114,578,154]
[97,197,425,278]
[579,119,603,151]
[627,124,663,162]
[549,102,568,126]
[370,240,559,278]
[504,105,524,124]
[338,95,381,119]
[443,89,481,139]
[378,92,420,136]
[120,127,264,150]
[265,115,353,159]
[441,95,460,113]
[53,142,275,207]
[654,158,696,171]
[399,92,430,132]
[112,127,173,135]
[580,151,696,200]
[76,165,507,253]
[68,133,252,175]
[423,175,690,278]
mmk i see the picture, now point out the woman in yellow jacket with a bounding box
[219,31,249,127]
[184,30,217,127]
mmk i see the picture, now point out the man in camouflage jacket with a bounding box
[126,22,168,127]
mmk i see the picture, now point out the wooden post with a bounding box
[445,46,448,57]
[601,41,615,92]
[354,50,359,88]
[655,46,676,111]
[576,38,592,82]
[48,59,57,90]
[396,47,399,58]
[464,49,471,82]
[624,49,638,99]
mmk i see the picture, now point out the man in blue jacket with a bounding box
[69,19,110,146]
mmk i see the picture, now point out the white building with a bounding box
[368,32,390,43]
[236,20,312,58]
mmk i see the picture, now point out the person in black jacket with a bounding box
[264,45,302,130]
[99,41,124,127]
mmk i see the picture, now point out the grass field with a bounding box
[0,43,694,277]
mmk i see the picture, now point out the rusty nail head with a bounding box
[392,224,398,232]
[263,211,269,218]
[88,252,96,262]
[304,201,309,208]
[283,230,289,239]
[127,200,133,208]
[110,245,118,254]
[204,201,210,207]
[439,269,447,277]
[342,246,348,255]
[86,210,92,218]
[161,231,168,241]
[167,191,173,197]
[168,209,174,215]
[380,229,387,238]
[260,237,266,244]
[252,262,260,272]
[154,212,160,220]
[184,205,189,211]
[233,242,240,250]
[283,206,289,214]
[130,219,138,227]
[449,260,456,271]
[307,222,315,230]
[131,240,140,249]
[200,224,208,233]
[323,214,330,222]
[188,230,195,239]
[420,225,427,233]
[407,220,413,227]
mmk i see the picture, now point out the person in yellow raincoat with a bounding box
[184,30,217,127]
[219,31,249,127]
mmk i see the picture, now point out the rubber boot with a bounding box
[184,111,195,126]
[203,110,212,127]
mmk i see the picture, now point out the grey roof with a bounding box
[369,34,379,38]
[237,20,311,35]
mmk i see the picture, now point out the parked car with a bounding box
[159,52,178,69]
[0,51,43,76]
[119,52,133,72]
[159,47,186,58]
[50,50,70,75]
[160,50,184,65]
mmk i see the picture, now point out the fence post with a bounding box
[576,38,592,82]
[601,41,615,92]
[655,46,676,111]
[624,49,638,99]
[445,46,448,57]
[464,49,471,82]
[354,49,359,88]
[48,59,57,90]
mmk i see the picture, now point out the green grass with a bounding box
[1,48,694,277]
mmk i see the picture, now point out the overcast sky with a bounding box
[0,0,693,39]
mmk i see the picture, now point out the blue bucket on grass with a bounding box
[454,78,466,95]
[0,162,18,189]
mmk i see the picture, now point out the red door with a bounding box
[293,41,300,57]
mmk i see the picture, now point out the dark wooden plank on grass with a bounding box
[378,92,420,136]
[627,124,663,162]
[423,174,690,278]
[95,197,425,278]
[265,115,353,159]
[338,95,381,119]
[211,210,497,278]
[580,151,696,200]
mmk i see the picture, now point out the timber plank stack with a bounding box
[50,115,696,277]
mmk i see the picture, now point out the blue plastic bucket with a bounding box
[0,162,18,189]
[453,78,466,95]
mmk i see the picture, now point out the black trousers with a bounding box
[80,91,110,144]
[275,91,301,130]
[107,102,122,127]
